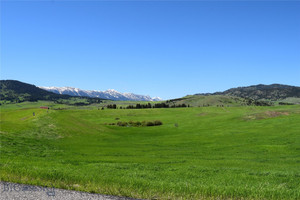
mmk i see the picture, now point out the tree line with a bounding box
[104,103,190,109]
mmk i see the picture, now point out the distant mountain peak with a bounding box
[106,89,118,92]
[39,86,162,101]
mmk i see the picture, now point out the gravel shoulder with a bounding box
[0,182,139,200]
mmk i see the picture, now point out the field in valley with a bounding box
[0,102,300,199]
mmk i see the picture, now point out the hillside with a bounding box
[170,83,300,107]
[196,84,300,102]
[167,95,272,107]
[0,80,103,104]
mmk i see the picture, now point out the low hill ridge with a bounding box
[0,80,103,103]
[197,84,300,101]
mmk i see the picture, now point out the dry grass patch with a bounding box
[197,113,208,116]
[244,111,289,120]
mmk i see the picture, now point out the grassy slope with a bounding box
[278,97,300,104]
[1,102,300,199]
[168,95,247,107]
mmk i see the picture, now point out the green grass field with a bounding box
[168,95,248,107]
[1,102,300,199]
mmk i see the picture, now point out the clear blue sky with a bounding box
[1,1,300,99]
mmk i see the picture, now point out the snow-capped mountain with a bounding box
[39,86,162,101]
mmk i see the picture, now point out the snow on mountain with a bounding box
[38,86,162,101]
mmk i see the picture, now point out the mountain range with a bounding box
[1,80,300,105]
[39,86,162,101]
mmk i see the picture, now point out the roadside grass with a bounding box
[0,102,300,199]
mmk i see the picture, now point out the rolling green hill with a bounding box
[196,84,300,102]
[167,95,273,107]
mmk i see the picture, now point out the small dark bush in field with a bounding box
[117,121,122,126]
[115,118,120,120]
[146,121,154,126]
[141,121,147,126]
[154,120,163,126]
[117,121,128,126]
[135,121,142,126]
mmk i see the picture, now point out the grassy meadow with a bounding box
[0,101,300,199]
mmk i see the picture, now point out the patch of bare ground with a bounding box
[244,111,289,120]
[265,111,289,117]
[20,108,33,110]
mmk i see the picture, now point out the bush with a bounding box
[108,120,162,127]
[141,121,147,126]
[117,121,128,126]
[117,121,122,126]
[135,121,142,126]
[146,121,154,126]
[154,120,163,126]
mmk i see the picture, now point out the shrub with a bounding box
[117,121,123,126]
[141,121,147,126]
[146,121,154,126]
[154,120,163,126]
[108,120,162,127]
[135,121,142,126]
[117,121,128,126]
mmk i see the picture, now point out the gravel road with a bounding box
[0,182,139,200]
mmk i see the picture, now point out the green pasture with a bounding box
[0,102,300,199]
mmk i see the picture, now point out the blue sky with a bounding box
[1,1,300,99]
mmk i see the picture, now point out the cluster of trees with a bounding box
[170,104,189,108]
[243,98,273,106]
[105,103,190,109]
[126,103,152,109]
[278,102,294,105]
[107,104,117,109]
[106,120,163,127]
